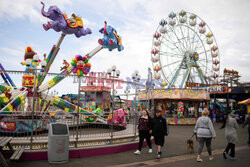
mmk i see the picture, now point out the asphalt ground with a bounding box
[9,123,250,167]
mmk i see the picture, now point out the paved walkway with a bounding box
[111,145,250,167]
[10,123,250,167]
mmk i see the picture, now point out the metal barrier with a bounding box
[0,71,148,150]
[0,111,139,149]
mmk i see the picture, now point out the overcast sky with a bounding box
[0,0,249,96]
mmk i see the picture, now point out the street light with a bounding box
[112,65,117,71]
[107,65,120,143]
[107,68,112,75]
[32,54,40,115]
[131,70,141,138]
[124,89,130,111]
[29,54,40,150]
[131,71,141,107]
[116,70,120,77]
[51,90,59,96]
[124,89,130,123]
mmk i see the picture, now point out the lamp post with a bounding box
[75,75,81,147]
[50,90,58,112]
[107,65,120,143]
[50,90,58,96]
[27,54,45,150]
[131,70,141,138]
[124,89,130,123]
[152,81,155,115]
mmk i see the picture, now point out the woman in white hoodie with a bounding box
[194,108,216,162]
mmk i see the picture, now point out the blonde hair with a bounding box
[202,108,209,117]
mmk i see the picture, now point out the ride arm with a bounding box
[37,33,66,88]
[0,63,16,88]
[41,93,107,123]
[38,65,74,93]
[0,91,27,112]
[38,45,103,92]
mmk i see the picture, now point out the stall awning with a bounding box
[139,88,210,101]
[238,99,250,104]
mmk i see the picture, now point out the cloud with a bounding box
[0,45,26,67]
[0,47,23,57]
[0,0,72,23]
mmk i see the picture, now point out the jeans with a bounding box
[138,130,152,151]
[198,137,212,155]
[224,143,235,157]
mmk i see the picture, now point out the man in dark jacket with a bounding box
[150,110,167,159]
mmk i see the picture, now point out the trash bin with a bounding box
[48,123,69,164]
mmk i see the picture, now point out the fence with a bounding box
[0,112,139,150]
[0,70,152,150]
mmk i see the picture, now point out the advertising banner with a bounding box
[139,88,209,101]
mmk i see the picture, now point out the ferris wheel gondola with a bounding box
[151,10,220,88]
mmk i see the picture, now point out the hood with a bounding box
[200,117,209,124]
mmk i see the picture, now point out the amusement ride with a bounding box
[0,2,124,134]
[151,10,220,88]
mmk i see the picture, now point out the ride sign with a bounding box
[207,85,230,94]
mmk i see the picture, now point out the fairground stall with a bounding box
[139,88,210,125]
[80,86,111,113]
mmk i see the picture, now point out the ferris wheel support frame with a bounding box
[180,62,207,88]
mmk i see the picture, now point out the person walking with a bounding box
[134,110,152,155]
[194,108,216,162]
[243,113,250,145]
[150,110,167,159]
[221,110,239,160]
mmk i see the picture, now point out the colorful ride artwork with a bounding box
[0,118,52,134]
[0,2,124,134]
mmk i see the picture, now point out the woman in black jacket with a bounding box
[134,109,152,155]
[150,110,167,159]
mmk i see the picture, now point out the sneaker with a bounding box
[134,150,141,155]
[209,156,214,160]
[156,153,161,159]
[230,157,237,161]
[148,149,153,153]
[223,152,227,159]
[196,157,203,162]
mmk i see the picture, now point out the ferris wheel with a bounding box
[151,10,220,88]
